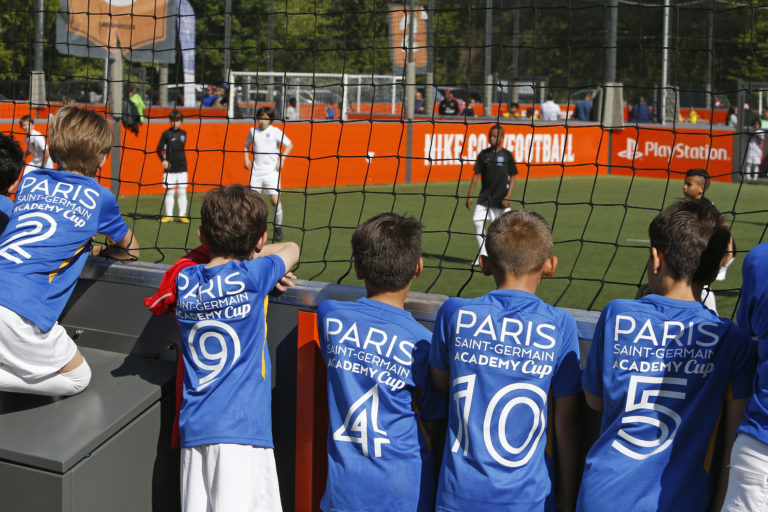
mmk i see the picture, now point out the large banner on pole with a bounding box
[56,0,177,63]
[389,4,428,75]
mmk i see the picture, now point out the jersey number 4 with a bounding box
[333,384,390,457]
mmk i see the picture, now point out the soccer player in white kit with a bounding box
[19,115,54,174]
[244,107,293,241]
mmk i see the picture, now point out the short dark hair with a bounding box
[486,210,553,275]
[169,109,183,121]
[648,199,729,286]
[255,107,274,121]
[19,115,32,125]
[352,213,422,292]
[0,133,24,195]
[685,168,710,191]
[200,184,268,260]
[489,124,504,138]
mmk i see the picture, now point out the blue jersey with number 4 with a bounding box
[0,169,129,331]
[175,256,285,448]
[318,298,445,512]
[578,295,755,512]
[430,289,581,512]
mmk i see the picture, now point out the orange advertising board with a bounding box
[0,120,735,196]
[611,126,734,181]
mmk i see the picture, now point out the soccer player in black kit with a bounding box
[466,125,518,265]
[157,110,190,223]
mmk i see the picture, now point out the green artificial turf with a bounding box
[118,175,768,319]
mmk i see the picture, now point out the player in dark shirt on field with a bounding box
[466,124,518,265]
[156,110,189,223]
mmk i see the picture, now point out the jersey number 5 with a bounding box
[612,375,687,460]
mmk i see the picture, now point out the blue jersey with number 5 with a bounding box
[578,295,755,512]
[430,289,581,511]
[175,256,285,449]
[0,169,129,331]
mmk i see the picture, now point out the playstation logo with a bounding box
[617,137,644,160]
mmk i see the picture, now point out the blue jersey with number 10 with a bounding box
[430,289,581,512]
[0,169,129,331]
[578,295,755,512]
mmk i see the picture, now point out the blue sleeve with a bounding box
[429,300,455,372]
[582,308,608,398]
[413,325,447,421]
[551,311,582,397]
[738,243,768,339]
[97,188,130,243]
[317,300,333,365]
[727,323,758,400]
[247,255,286,298]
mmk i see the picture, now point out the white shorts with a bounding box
[249,171,280,196]
[0,305,77,379]
[473,203,510,224]
[163,172,189,189]
[181,444,283,512]
[722,434,768,511]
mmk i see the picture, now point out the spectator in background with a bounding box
[128,86,146,124]
[414,90,426,114]
[504,102,521,118]
[284,97,298,121]
[727,106,738,127]
[629,96,652,124]
[463,97,476,117]
[575,92,593,121]
[439,89,460,116]
[540,93,561,121]
[688,106,700,124]
[216,85,228,108]
[201,85,219,107]
[325,101,336,120]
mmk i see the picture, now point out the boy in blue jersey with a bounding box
[317,213,446,512]
[175,184,299,512]
[0,107,139,396]
[0,133,24,233]
[430,209,582,512]
[721,242,768,511]
[578,200,755,512]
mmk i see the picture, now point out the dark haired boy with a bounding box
[430,209,581,512]
[0,106,139,396]
[244,107,293,241]
[578,200,755,511]
[0,133,24,232]
[175,184,298,511]
[317,212,446,512]
[157,109,189,223]
[683,168,711,204]
[466,124,518,266]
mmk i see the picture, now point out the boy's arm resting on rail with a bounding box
[258,242,300,273]
[709,397,748,512]
[554,393,580,512]
[91,229,140,261]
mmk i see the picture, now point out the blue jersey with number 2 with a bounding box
[0,169,129,331]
